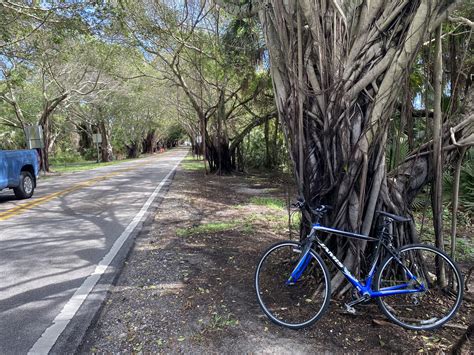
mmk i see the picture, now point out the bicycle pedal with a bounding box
[344,304,356,315]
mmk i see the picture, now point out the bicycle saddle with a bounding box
[376,210,411,223]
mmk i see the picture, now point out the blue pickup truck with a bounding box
[0,150,40,199]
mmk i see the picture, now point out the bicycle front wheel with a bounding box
[375,244,463,330]
[255,241,331,329]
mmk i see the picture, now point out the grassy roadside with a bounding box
[49,150,176,174]
[50,159,134,173]
[180,154,207,171]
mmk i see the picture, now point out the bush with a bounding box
[444,148,474,213]
[82,147,99,161]
[50,149,84,165]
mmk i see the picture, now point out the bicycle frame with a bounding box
[287,222,426,298]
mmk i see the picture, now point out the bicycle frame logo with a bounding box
[317,240,354,278]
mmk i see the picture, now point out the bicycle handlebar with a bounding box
[291,198,306,209]
[291,198,333,216]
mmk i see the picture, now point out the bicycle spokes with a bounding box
[376,246,463,330]
[255,242,331,328]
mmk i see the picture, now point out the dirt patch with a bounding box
[80,159,473,354]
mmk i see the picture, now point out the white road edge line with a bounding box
[28,153,185,355]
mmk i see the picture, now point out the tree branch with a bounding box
[449,15,474,29]
[229,111,277,152]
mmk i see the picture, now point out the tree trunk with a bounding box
[257,0,463,293]
[144,130,158,154]
[449,32,458,113]
[396,76,412,164]
[264,117,270,168]
[432,26,445,272]
[216,91,225,174]
[206,112,277,174]
[126,142,141,159]
[208,138,233,174]
[450,147,467,260]
[100,121,113,162]
[202,116,208,174]
[296,3,304,191]
[36,92,68,172]
[272,117,279,166]
[406,94,415,151]
[40,114,51,172]
[236,143,244,172]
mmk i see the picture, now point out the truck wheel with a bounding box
[14,171,35,199]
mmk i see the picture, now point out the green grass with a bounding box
[249,196,286,210]
[180,154,205,171]
[177,221,239,237]
[241,218,255,234]
[176,218,257,237]
[50,159,133,173]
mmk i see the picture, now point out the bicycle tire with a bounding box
[255,241,331,329]
[375,244,463,330]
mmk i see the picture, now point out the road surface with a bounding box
[0,149,187,354]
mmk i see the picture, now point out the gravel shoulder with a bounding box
[79,157,473,354]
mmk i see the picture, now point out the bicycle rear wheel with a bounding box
[375,244,463,330]
[255,241,331,329]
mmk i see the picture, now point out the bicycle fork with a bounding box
[286,245,313,285]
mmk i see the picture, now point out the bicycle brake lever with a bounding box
[291,198,306,209]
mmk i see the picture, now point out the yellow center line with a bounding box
[0,161,152,222]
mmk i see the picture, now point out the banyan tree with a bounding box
[219,0,474,293]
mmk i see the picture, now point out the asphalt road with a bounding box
[0,148,188,354]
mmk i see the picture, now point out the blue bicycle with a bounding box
[255,200,463,330]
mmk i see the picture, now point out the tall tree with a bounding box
[115,0,274,173]
[0,36,109,170]
[219,0,473,292]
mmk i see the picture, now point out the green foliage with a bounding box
[78,147,99,161]
[222,18,262,72]
[50,150,84,165]
[386,130,410,171]
[411,190,430,212]
[1,2,182,162]
[443,149,474,212]
[409,62,424,92]
[411,152,474,214]
[0,128,25,150]
[454,238,474,262]
[242,119,289,171]
[162,122,186,145]
[460,161,474,212]
[413,207,473,262]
